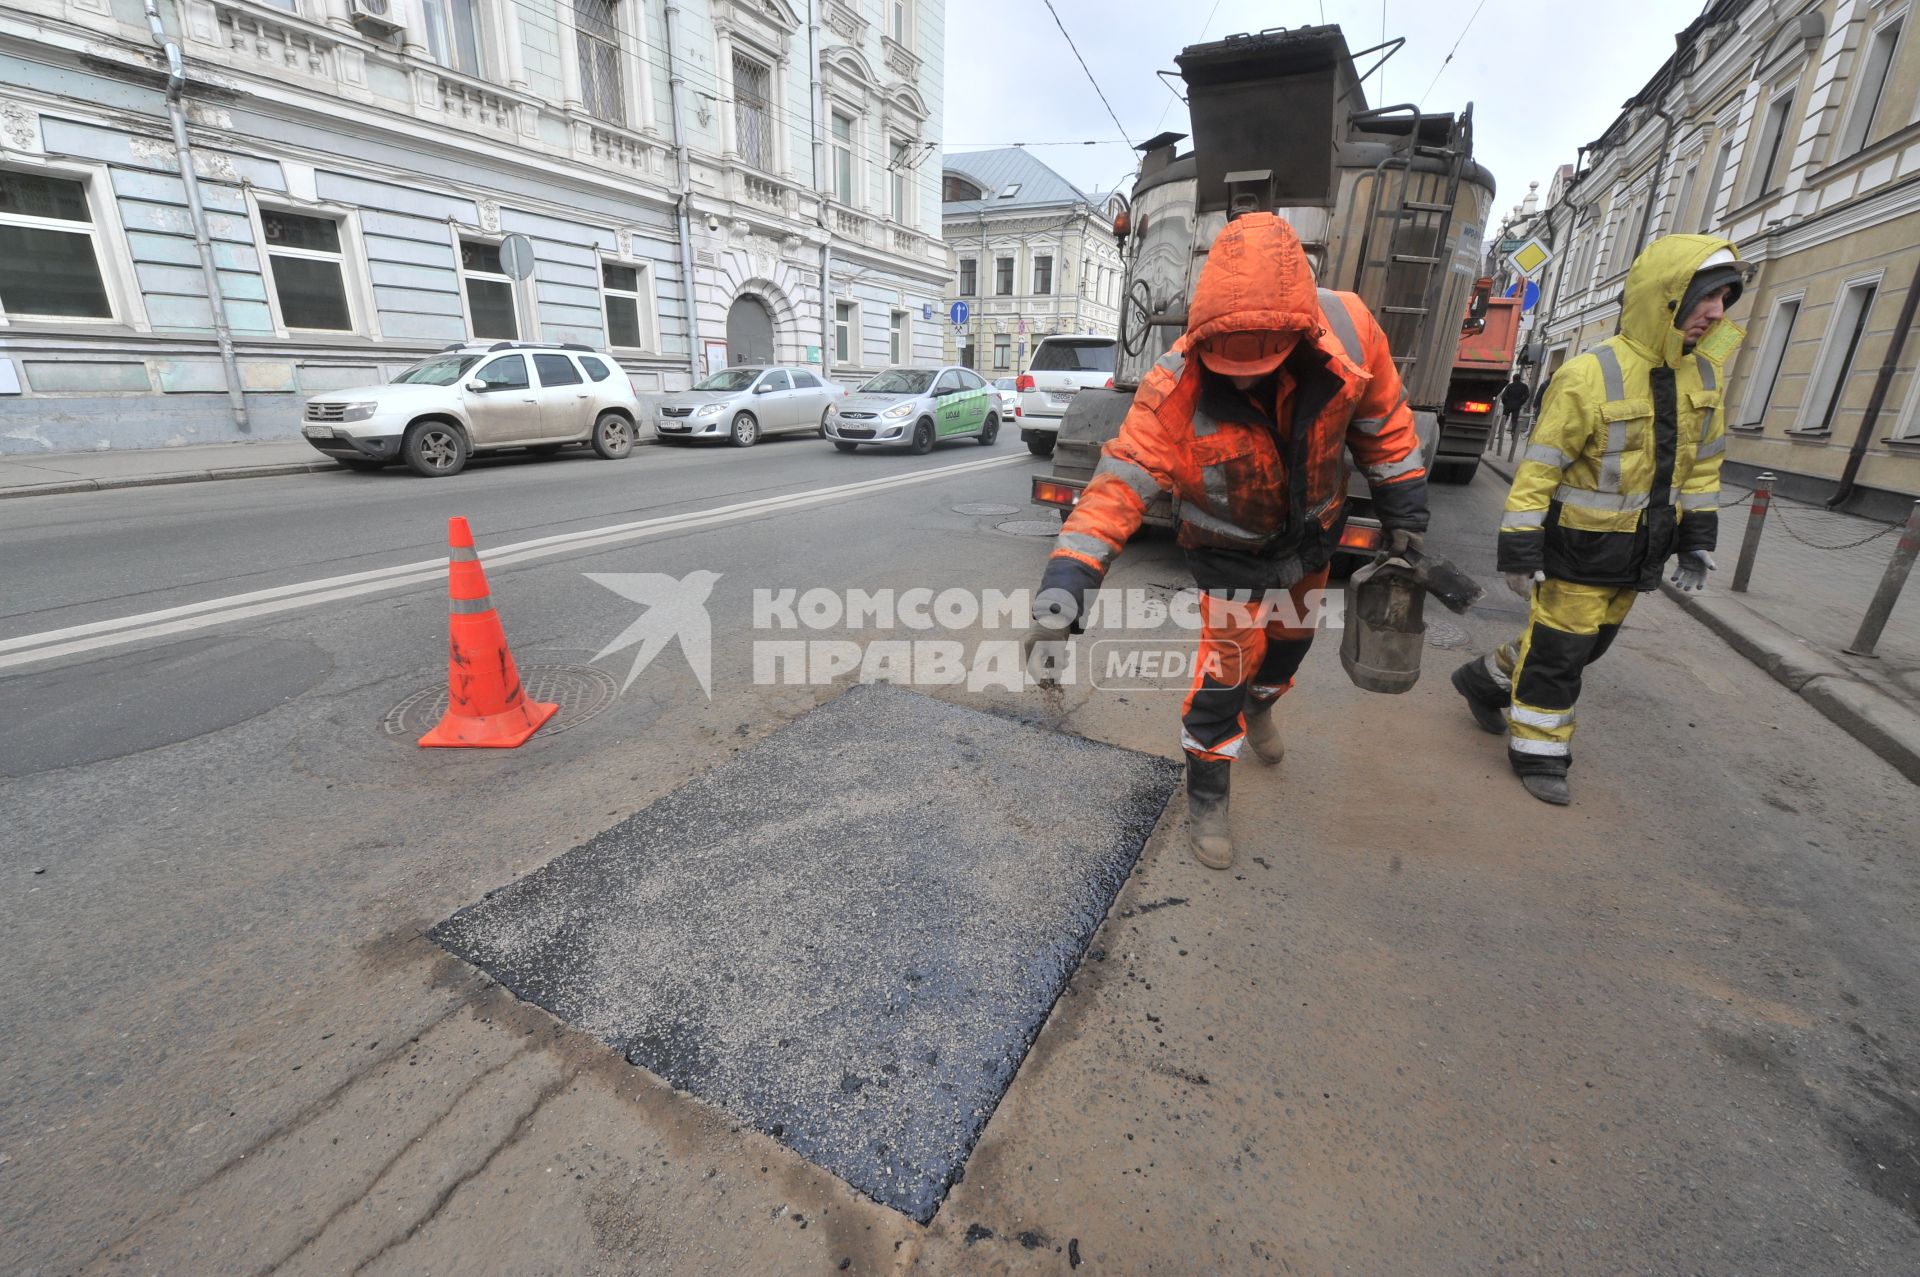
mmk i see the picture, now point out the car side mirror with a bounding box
[753,383,772,394]
[465,380,487,393]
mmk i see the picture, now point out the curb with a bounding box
[0,437,664,501]
[1481,446,1920,782]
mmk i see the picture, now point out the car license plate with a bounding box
[304,424,334,439]
[1050,390,1076,404]
[659,423,688,432]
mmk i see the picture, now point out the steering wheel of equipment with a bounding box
[1121,278,1155,359]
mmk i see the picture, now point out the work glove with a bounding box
[1670,550,1716,593]
[1022,586,1081,686]
[1386,528,1426,559]
[1505,570,1544,600]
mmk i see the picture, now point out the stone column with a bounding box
[557,0,584,112]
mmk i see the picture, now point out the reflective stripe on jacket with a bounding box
[1499,233,1743,590]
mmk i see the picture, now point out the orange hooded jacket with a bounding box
[1041,213,1428,601]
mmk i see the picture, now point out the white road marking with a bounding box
[1,453,1032,671]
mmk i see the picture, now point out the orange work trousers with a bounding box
[1180,566,1331,761]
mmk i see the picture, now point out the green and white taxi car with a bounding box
[822,366,1002,454]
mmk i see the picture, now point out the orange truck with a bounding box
[1437,277,1525,483]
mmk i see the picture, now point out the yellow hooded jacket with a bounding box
[1498,234,1744,590]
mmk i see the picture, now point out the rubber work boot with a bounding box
[1521,772,1571,806]
[1450,658,1508,736]
[1186,757,1234,870]
[1244,699,1285,765]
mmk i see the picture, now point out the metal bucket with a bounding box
[1340,557,1427,693]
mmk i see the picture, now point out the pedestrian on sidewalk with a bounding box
[1022,212,1430,870]
[1451,235,1745,805]
[1498,372,1531,452]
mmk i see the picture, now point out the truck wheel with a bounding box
[1024,431,1055,458]
[1434,458,1480,484]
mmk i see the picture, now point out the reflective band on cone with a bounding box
[418,515,559,749]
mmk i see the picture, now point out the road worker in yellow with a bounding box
[1452,235,1745,805]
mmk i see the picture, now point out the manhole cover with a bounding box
[996,518,1063,537]
[1426,618,1471,649]
[432,683,1180,1222]
[381,663,619,739]
[953,502,1019,516]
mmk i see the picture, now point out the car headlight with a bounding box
[695,404,724,418]
[881,402,915,419]
[340,402,379,422]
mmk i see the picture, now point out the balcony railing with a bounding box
[438,77,519,134]
[213,2,336,78]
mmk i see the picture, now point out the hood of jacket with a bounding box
[1185,213,1323,351]
[1618,233,1743,367]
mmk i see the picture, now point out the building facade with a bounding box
[0,0,949,453]
[1514,0,1920,514]
[938,148,1125,376]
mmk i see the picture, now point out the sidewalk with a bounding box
[1482,450,1920,783]
[0,438,335,500]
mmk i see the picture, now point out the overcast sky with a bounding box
[943,0,1709,220]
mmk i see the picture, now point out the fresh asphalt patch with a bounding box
[431,682,1180,1222]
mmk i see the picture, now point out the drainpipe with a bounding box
[145,0,248,432]
[1632,100,1678,260]
[1531,146,1592,392]
[810,0,832,374]
[662,1,703,383]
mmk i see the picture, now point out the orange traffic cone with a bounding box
[418,516,558,749]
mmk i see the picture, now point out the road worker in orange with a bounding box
[1022,212,1431,870]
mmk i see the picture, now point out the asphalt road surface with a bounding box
[2,435,1916,1275]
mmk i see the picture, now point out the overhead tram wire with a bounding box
[1421,0,1494,101]
[1039,0,1134,151]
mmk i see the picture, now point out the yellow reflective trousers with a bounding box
[1485,579,1638,768]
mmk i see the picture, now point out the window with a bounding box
[995,256,1013,295]
[476,354,529,390]
[0,170,113,320]
[576,0,624,126]
[935,369,963,393]
[1031,337,1114,373]
[890,138,911,222]
[957,368,985,389]
[264,209,353,331]
[942,175,983,201]
[422,0,482,77]
[1745,88,1797,202]
[958,258,976,296]
[760,369,791,390]
[460,240,518,340]
[1738,296,1800,429]
[580,355,613,381]
[890,310,908,363]
[1840,16,1904,156]
[602,261,648,349]
[993,333,1010,369]
[792,370,821,388]
[533,353,583,386]
[834,300,854,362]
[734,53,772,171]
[1034,255,1053,296]
[1080,256,1092,296]
[891,0,910,45]
[998,184,1021,199]
[1802,280,1878,434]
[1669,163,1698,235]
[831,113,854,205]
[1700,140,1733,231]
[958,335,974,369]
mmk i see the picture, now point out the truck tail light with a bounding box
[1457,400,1494,414]
[1016,374,1035,392]
[1338,523,1382,552]
[1031,478,1080,507]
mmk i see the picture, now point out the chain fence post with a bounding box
[1731,472,1775,594]
[1845,499,1920,657]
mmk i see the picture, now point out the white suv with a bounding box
[1014,335,1117,457]
[300,342,642,477]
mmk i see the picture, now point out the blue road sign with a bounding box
[922,303,934,321]
[1506,280,1541,314]
[950,301,969,326]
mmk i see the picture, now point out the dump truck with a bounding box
[1029,24,1497,558]
[1436,277,1527,483]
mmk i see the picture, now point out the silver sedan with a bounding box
[654,366,844,447]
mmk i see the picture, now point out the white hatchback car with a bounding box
[1014,335,1117,457]
[300,342,641,477]
[653,366,845,446]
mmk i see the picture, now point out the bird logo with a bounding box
[585,570,723,697]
